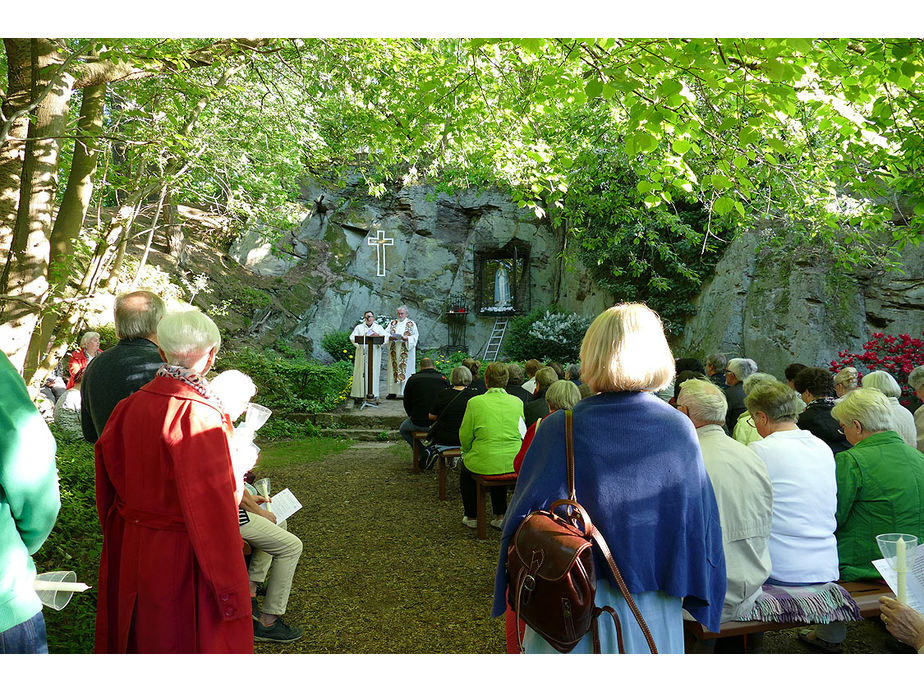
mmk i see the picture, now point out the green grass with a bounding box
[256,436,353,470]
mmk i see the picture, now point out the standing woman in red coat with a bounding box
[94,308,253,654]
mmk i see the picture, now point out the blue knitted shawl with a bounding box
[492,391,727,633]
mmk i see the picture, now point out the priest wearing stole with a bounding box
[385,305,419,399]
[350,310,387,404]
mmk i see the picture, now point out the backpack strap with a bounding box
[564,408,659,654]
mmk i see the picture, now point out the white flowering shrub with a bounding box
[506,308,592,363]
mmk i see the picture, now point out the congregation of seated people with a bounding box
[9,294,924,655]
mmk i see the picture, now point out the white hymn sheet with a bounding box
[260,488,302,525]
[872,542,924,613]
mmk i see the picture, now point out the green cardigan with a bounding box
[0,352,60,633]
[459,388,525,475]
[835,430,924,581]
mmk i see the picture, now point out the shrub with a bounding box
[829,331,924,410]
[321,330,355,363]
[34,427,100,654]
[504,308,591,364]
[216,347,352,415]
[420,348,472,378]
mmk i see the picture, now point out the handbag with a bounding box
[505,409,658,654]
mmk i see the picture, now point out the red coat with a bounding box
[94,375,253,653]
[66,348,88,388]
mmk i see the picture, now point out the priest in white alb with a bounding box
[385,305,419,399]
[350,310,387,404]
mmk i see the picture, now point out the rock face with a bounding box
[673,229,924,378]
[229,179,613,361]
[230,178,924,378]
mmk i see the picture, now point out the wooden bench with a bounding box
[436,448,462,500]
[410,431,429,474]
[471,472,518,539]
[683,581,894,652]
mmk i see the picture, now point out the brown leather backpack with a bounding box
[505,409,658,653]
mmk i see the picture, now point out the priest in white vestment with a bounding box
[350,311,387,403]
[385,305,419,398]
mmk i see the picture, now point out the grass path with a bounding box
[253,439,506,654]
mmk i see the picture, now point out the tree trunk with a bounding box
[21,81,108,382]
[0,39,75,372]
[0,40,33,279]
[132,181,168,287]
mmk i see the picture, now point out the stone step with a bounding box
[316,427,402,442]
[302,412,406,429]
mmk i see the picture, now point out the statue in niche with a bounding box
[494,266,511,307]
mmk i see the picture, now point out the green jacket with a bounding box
[459,388,525,475]
[0,352,60,633]
[835,430,924,581]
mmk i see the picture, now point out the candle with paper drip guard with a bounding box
[876,533,918,605]
[897,536,908,603]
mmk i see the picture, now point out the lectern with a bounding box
[354,334,384,409]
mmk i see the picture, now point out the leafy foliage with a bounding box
[829,332,924,410]
[321,330,354,362]
[215,347,352,415]
[33,428,100,654]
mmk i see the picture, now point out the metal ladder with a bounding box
[481,318,509,362]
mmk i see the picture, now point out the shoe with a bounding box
[461,515,477,529]
[251,597,260,621]
[797,628,843,653]
[386,394,396,400]
[490,517,504,530]
[254,617,305,643]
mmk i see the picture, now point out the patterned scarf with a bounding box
[388,319,414,383]
[156,364,218,401]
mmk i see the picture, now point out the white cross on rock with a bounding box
[367,229,394,277]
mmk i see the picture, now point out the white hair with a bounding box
[909,365,924,393]
[678,378,728,424]
[727,358,758,381]
[742,372,778,395]
[831,388,894,433]
[861,370,902,398]
[79,331,100,347]
[156,309,221,368]
[211,370,257,421]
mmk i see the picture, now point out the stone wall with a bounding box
[673,229,924,379]
[229,178,613,361]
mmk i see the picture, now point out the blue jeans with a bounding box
[0,611,49,654]
[399,417,429,448]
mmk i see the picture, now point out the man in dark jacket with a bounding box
[81,290,166,442]
[399,358,449,448]
[503,363,531,406]
[524,366,559,427]
[705,353,729,393]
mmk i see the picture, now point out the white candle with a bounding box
[897,537,908,604]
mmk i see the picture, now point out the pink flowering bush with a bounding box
[829,332,924,410]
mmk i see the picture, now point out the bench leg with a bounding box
[412,438,420,474]
[476,481,487,540]
[438,456,446,500]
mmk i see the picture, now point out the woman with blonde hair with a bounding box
[493,303,725,654]
[833,366,859,400]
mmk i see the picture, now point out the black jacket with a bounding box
[524,388,550,428]
[403,368,450,426]
[798,398,852,455]
[428,387,478,446]
[81,338,165,442]
[724,382,746,432]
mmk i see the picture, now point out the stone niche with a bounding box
[473,239,531,316]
